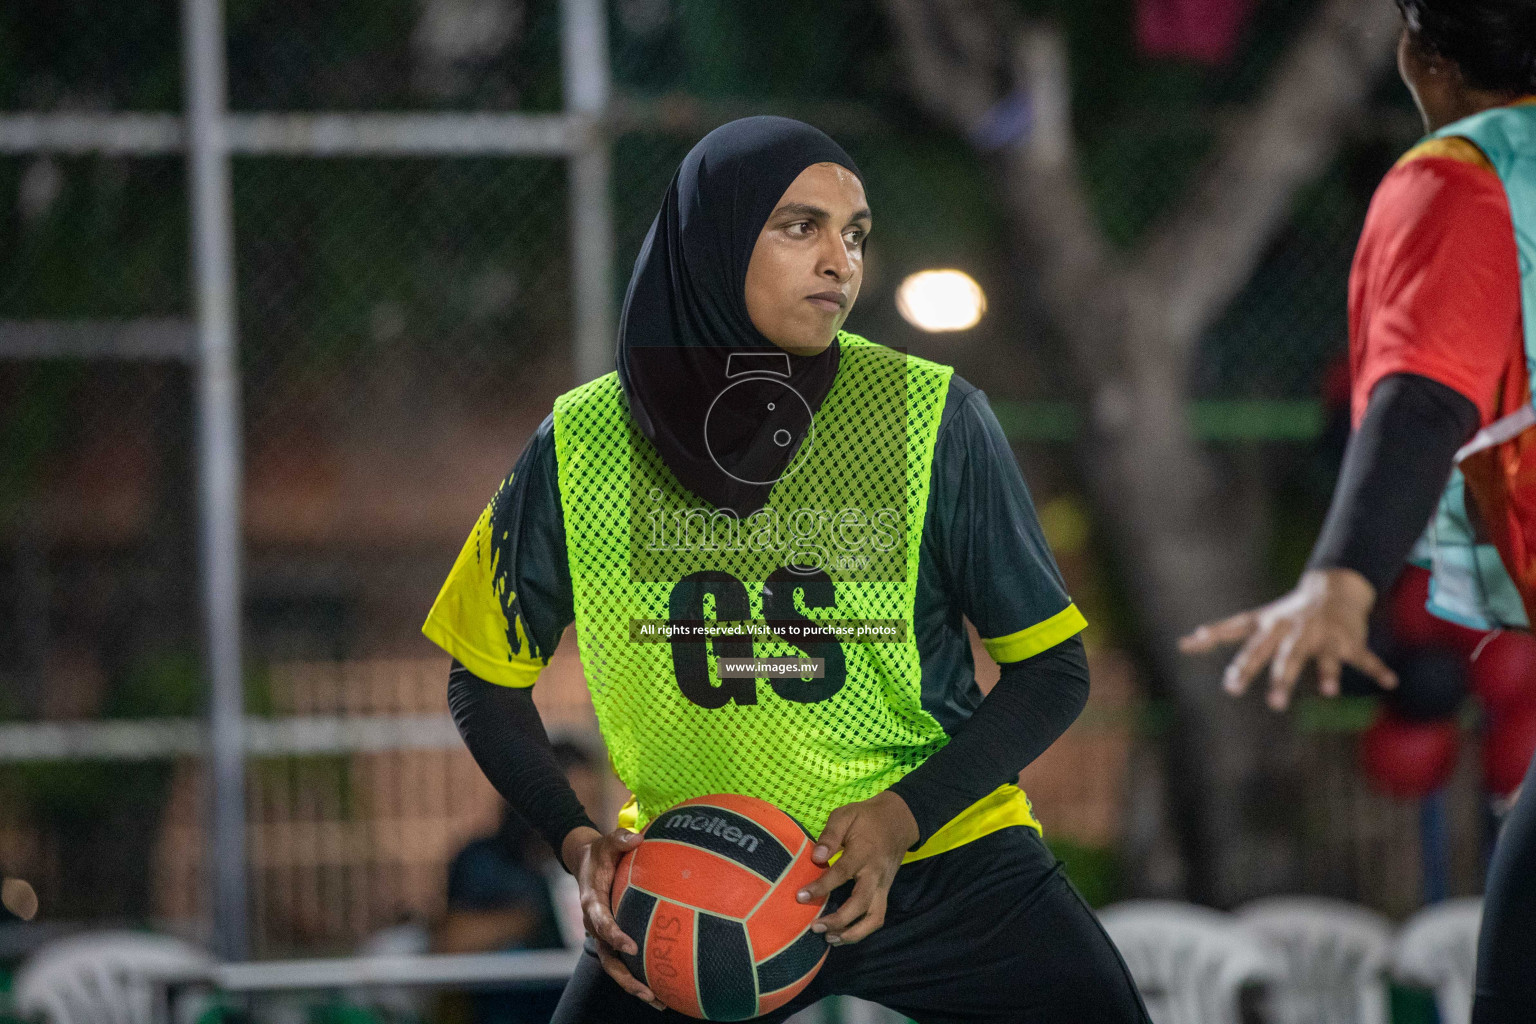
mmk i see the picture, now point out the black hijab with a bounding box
[615,116,864,518]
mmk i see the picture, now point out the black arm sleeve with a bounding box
[886,634,1089,848]
[1306,372,1480,596]
[447,659,598,868]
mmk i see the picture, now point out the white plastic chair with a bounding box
[1390,897,1483,1024]
[1236,896,1393,1024]
[12,930,212,1024]
[1099,900,1284,1024]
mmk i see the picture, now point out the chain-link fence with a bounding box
[0,0,1488,975]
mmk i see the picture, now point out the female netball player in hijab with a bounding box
[1182,2,1535,1020]
[425,116,1150,1023]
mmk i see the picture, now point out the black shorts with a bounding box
[1473,748,1536,1024]
[551,825,1152,1024]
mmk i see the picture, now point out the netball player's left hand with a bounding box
[793,790,919,945]
[1179,567,1398,712]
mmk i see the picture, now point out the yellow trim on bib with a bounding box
[1396,135,1495,172]
[422,615,543,688]
[982,603,1087,664]
[616,798,639,833]
[613,782,1040,866]
[898,783,1041,864]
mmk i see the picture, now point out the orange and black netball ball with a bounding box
[610,794,830,1020]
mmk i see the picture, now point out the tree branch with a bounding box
[885,0,1117,367]
[882,0,1002,130]
[1141,0,1402,352]
[883,0,1397,905]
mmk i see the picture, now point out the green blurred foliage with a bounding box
[224,0,417,109]
[1047,836,1125,908]
[0,4,181,110]
[0,651,280,922]
[0,0,1406,404]
[3,651,200,821]
[304,1001,387,1024]
[0,364,83,506]
[106,648,204,719]
[1018,0,1344,247]
[0,157,187,318]
[617,0,877,100]
[231,157,570,395]
[1388,985,1439,1024]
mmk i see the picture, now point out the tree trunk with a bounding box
[884,0,1401,903]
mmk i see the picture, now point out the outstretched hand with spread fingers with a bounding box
[1179,567,1398,711]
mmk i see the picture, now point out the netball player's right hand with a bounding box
[1179,567,1398,712]
[564,825,667,1010]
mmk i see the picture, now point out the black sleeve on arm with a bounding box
[1306,372,1480,596]
[447,659,598,868]
[888,636,1089,848]
[886,379,1088,849]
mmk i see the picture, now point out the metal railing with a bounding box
[0,0,615,961]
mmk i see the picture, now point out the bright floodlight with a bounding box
[895,269,987,332]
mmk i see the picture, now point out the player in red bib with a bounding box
[1182,2,1536,1019]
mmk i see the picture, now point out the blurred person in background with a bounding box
[427,116,1151,1022]
[1181,0,1536,1019]
[435,741,597,1023]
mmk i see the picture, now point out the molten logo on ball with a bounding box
[661,811,762,853]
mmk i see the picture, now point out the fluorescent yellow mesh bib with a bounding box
[553,333,953,837]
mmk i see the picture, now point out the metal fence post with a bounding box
[560,0,615,384]
[182,0,248,961]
